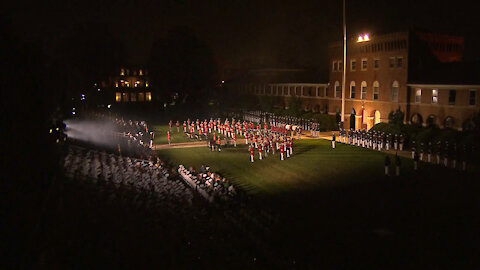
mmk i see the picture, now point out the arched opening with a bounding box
[444,116,455,129]
[411,113,423,125]
[462,119,476,131]
[314,104,321,113]
[391,81,399,102]
[373,81,380,100]
[350,108,356,129]
[334,81,341,98]
[350,81,356,99]
[361,81,367,100]
[426,114,437,127]
[374,110,381,125]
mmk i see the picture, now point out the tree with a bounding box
[148,26,217,105]
[388,108,404,126]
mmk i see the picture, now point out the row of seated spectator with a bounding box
[178,165,236,202]
[63,145,194,209]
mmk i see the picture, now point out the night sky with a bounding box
[5,0,479,69]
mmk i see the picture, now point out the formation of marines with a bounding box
[175,116,296,162]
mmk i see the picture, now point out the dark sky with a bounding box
[4,0,479,69]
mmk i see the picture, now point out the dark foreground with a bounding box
[3,162,479,269]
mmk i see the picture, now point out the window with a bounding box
[373,59,379,69]
[397,57,403,68]
[361,81,367,100]
[361,58,367,71]
[324,87,328,97]
[432,89,438,104]
[415,88,422,103]
[139,69,143,76]
[138,92,145,101]
[333,61,337,72]
[350,60,356,71]
[469,90,477,105]
[122,92,129,102]
[116,92,121,102]
[146,92,152,101]
[120,69,125,76]
[392,81,399,102]
[389,57,395,68]
[115,82,119,87]
[339,61,343,71]
[448,90,456,105]
[335,81,341,98]
[296,87,301,96]
[350,81,356,99]
[130,92,136,102]
[145,82,149,87]
[373,81,379,100]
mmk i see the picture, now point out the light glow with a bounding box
[357,33,370,43]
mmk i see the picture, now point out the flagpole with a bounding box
[341,0,347,124]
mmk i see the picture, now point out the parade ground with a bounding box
[153,125,466,195]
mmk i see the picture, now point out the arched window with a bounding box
[334,81,341,98]
[391,81,399,102]
[361,81,367,100]
[373,81,379,100]
[350,81,356,99]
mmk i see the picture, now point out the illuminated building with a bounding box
[239,31,479,130]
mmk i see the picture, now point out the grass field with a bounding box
[152,125,192,144]
[156,138,424,194]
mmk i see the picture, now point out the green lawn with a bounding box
[156,138,441,194]
[153,124,247,145]
[152,125,192,144]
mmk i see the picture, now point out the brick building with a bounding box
[102,68,153,104]
[240,31,480,130]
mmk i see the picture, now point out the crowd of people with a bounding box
[63,145,194,208]
[178,165,237,202]
[337,127,474,171]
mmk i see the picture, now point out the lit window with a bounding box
[397,57,403,68]
[139,69,143,76]
[130,92,137,102]
[138,92,145,101]
[350,60,356,71]
[115,92,121,102]
[115,82,119,87]
[392,81,399,102]
[361,81,367,100]
[389,57,395,68]
[432,89,438,104]
[361,58,367,71]
[145,82,149,87]
[146,92,152,101]
[448,90,456,105]
[350,81,356,99]
[120,69,125,76]
[122,92,129,102]
[469,90,477,106]
[373,59,379,69]
[335,81,341,98]
[373,81,379,100]
[415,88,422,103]
[125,81,130,87]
